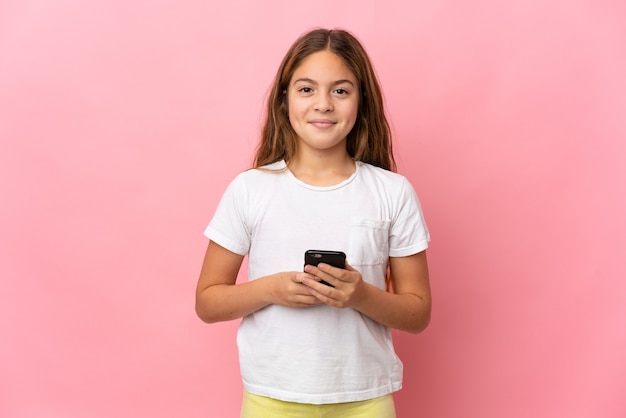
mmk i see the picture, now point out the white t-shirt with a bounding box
[205,160,430,404]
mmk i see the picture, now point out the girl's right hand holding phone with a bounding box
[196,242,324,323]
[265,272,324,308]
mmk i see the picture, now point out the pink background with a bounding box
[1,1,625,417]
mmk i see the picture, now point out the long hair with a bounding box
[254,28,396,172]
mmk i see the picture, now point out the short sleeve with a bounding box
[388,177,430,257]
[204,175,251,256]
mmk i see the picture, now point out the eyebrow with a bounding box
[292,77,355,87]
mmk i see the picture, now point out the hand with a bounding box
[266,271,325,308]
[302,262,367,309]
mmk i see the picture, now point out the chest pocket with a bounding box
[348,218,391,266]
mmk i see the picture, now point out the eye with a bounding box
[334,88,349,95]
[298,87,313,94]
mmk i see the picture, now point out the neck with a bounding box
[287,151,356,187]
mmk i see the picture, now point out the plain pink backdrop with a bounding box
[1,1,625,417]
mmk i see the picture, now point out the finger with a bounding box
[298,296,324,306]
[316,263,352,284]
[315,262,344,277]
[302,277,339,300]
[305,284,341,308]
[304,265,330,282]
[299,287,328,305]
[294,272,317,284]
[313,271,337,288]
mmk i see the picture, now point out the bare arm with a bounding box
[195,241,323,323]
[302,251,431,333]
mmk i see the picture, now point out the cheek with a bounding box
[287,104,300,131]
[287,97,302,120]
[347,101,359,125]
[351,105,359,121]
[287,107,298,129]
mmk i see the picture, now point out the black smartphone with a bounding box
[304,250,346,287]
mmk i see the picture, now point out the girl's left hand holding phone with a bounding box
[302,262,366,309]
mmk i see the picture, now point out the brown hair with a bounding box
[254,28,396,172]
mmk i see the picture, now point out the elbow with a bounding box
[195,287,225,324]
[195,300,220,324]
[405,303,431,334]
[406,313,430,334]
[195,296,237,324]
[195,305,211,324]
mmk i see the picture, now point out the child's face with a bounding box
[287,50,359,157]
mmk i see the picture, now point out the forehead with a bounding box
[290,50,357,84]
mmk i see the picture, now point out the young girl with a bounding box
[196,28,431,418]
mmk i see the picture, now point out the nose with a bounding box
[314,92,333,112]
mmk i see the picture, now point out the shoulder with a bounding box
[221,161,288,206]
[230,160,287,185]
[356,161,411,188]
[356,162,422,210]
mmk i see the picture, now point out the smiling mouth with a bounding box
[309,120,336,129]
